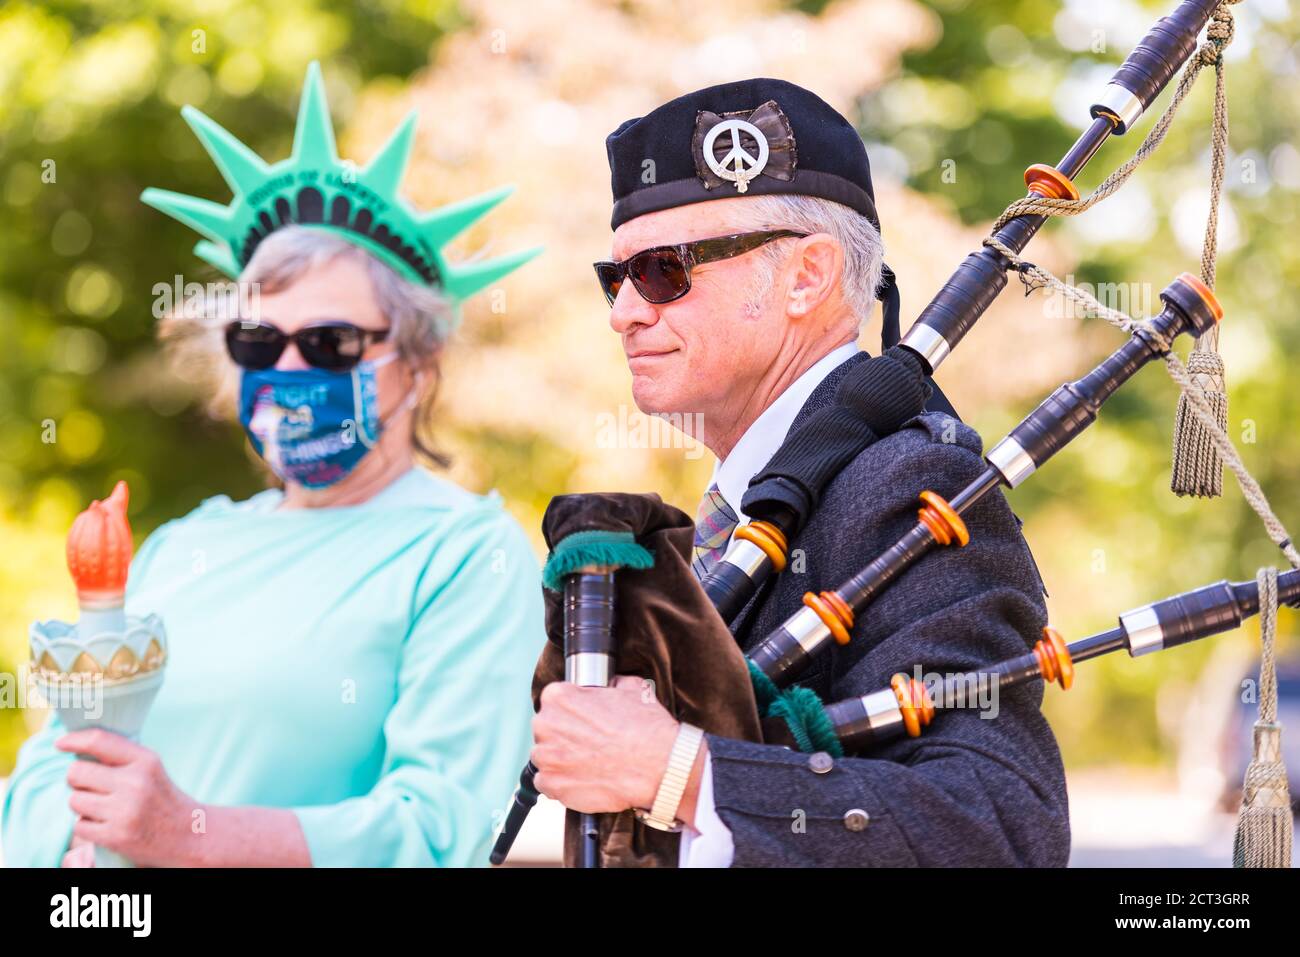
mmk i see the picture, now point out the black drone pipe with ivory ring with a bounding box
[900,0,1225,374]
[700,0,1226,632]
[812,566,1300,757]
[747,273,1222,688]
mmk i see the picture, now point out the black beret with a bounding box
[605,77,880,232]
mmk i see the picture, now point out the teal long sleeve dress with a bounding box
[2,468,545,867]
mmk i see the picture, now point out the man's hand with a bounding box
[56,729,206,868]
[531,676,706,823]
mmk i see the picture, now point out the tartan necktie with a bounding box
[692,483,739,580]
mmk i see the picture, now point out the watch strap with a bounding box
[638,723,704,832]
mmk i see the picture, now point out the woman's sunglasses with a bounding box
[593,229,809,307]
[225,320,390,371]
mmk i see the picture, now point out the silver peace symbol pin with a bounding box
[702,119,769,193]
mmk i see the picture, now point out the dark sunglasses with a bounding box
[593,229,809,307]
[224,320,390,371]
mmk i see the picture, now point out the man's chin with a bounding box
[629,376,682,418]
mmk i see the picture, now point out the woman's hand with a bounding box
[55,729,206,868]
[61,834,95,868]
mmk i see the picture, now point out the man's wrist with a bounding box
[637,723,707,830]
[675,738,709,830]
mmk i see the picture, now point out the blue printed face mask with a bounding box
[238,352,404,488]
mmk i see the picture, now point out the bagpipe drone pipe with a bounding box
[762,570,1300,759]
[701,0,1232,626]
[745,272,1221,689]
[492,494,764,867]
[493,561,616,869]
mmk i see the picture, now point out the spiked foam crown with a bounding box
[141,62,539,303]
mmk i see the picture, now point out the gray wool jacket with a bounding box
[708,352,1072,867]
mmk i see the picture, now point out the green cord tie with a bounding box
[541,530,654,591]
[747,658,780,711]
[747,659,843,757]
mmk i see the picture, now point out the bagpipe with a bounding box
[702,0,1236,625]
[745,273,1220,688]
[764,569,1300,757]
[492,562,619,868]
[492,0,1295,867]
[493,495,761,867]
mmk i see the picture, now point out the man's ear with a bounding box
[785,233,843,319]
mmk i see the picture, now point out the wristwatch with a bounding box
[635,722,705,832]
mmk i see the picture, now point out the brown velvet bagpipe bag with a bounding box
[531,492,764,867]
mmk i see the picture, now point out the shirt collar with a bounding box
[711,343,860,524]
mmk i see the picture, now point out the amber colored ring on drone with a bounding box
[1023,163,1080,201]
[1173,271,1224,324]
[1035,626,1075,691]
[917,490,971,547]
[891,673,935,738]
[734,520,789,573]
[803,591,854,646]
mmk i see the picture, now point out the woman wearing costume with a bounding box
[2,63,544,867]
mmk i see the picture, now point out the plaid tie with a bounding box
[692,483,739,580]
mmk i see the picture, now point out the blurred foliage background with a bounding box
[1,0,1296,832]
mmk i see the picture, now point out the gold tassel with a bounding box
[1232,722,1293,868]
[1170,349,1227,497]
[1233,567,1293,867]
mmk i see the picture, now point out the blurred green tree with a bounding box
[858,0,1300,766]
[0,0,466,773]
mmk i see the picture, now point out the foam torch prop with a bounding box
[28,481,168,868]
[701,0,1229,626]
[762,568,1300,757]
[747,273,1222,688]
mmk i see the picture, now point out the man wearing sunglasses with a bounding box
[531,79,1069,867]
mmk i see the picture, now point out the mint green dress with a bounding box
[2,468,545,867]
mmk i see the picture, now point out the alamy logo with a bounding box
[595,406,706,460]
[49,887,151,937]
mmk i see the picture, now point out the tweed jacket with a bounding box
[708,352,1071,866]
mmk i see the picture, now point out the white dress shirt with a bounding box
[679,343,860,867]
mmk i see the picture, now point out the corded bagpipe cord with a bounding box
[746,0,1294,863]
[1234,567,1294,867]
[1171,1,1236,497]
[968,0,1295,864]
[981,240,1295,866]
[987,0,1241,497]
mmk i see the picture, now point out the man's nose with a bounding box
[608,282,659,335]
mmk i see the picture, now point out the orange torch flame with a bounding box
[66,481,133,606]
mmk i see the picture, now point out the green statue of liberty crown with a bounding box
[141,61,539,303]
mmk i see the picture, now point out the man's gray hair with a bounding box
[731,194,885,329]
